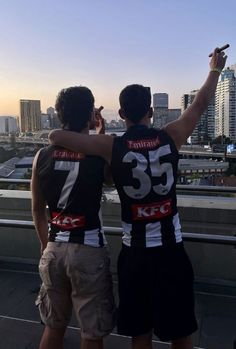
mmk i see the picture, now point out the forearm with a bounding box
[32,208,49,248]
[179,70,220,135]
[31,151,49,253]
[192,46,227,116]
[192,70,220,115]
[49,130,113,163]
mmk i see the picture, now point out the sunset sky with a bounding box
[0,0,235,119]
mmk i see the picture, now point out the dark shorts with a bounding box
[117,242,198,341]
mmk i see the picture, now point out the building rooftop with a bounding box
[0,158,19,178]
[0,265,236,349]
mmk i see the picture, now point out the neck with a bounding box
[125,117,150,130]
[64,125,89,134]
[80,127,89,134]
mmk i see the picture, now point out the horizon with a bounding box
[0,0,235,118]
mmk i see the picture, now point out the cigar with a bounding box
[97,106,104,112]
[209,44,230,57]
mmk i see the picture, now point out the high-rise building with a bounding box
[19,100,41,133]
[215,68,236,142]
[47,106,60,129]
[41,113,51,129]
[167,109,181,123]
[0,116,18,134]
[206,101,216,142]
[181,91,215,144]
[153,93,168,128]
[153,93,168,108]
[181,94,189,113]
[230,64,236,75]
[47,107,55,116]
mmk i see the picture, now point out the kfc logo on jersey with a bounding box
[132,199,172,220]
[51,212,85,229]
[127,137,160,150]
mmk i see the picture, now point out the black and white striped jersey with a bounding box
[111,124,182,247]
[37,145,106,247]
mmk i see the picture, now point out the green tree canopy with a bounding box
[211,135,231,145]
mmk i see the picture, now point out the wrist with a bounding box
[210,67,222,74]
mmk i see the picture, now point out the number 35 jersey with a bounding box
[37,145,106,247]
[111,125,182,247]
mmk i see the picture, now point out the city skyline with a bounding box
[0,0,235,117]
[1,62,236,121]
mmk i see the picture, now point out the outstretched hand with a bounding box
[210,47,227,71]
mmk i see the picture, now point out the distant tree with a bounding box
[226,163,236,176]
[23,169,32,179]
[9,133,16,148]
[211,135,231,145]
[0,147,16,162]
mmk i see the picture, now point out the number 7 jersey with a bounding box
[111,125,182,247]
[37,145,106,247]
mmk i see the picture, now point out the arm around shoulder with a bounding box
[49,129,114,164]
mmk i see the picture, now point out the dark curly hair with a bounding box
[119,84,151,123]
[55,86,95,132]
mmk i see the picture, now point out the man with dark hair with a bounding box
[31,86,115,349]
[49,48,227,349]
[119,84,152,122]
[55,86,95,132]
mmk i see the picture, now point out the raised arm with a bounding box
[164,47,228,150]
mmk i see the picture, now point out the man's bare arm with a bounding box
[31,151,48,254]
[49,132,114,164]
[164,47,228,150]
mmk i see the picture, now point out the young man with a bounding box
[49,48,227,349]
[31,86,115,349]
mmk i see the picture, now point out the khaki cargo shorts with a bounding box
[36,242,116,339]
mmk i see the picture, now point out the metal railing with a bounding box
[0,218,236,246]
[0,178,236,195]
[0,179,30,184]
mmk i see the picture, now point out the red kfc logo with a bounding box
[132,199,172,220]
[51,212,85,229]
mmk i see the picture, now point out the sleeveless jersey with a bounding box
[111,124,182,247]
[37,145,106,247]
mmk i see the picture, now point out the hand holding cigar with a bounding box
[95,106,104,115]
[95,106,105,134]
[209,44,230,57]
[90,106,104,130]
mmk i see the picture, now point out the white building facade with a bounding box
[215,68,236,142]
[0,116,18,134]
[153,93,169,128]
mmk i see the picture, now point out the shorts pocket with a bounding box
[39,251,56,287]
[35,284,51,325]
[73,252,111,295]
[75,261,107,296]
[97,298,116,334]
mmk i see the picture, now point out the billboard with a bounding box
[227,144,236,154]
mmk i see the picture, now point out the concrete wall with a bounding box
[0,189,236,286]
[0,190,41,263]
